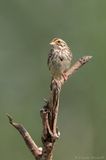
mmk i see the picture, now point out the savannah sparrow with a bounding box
[47,38,72,80]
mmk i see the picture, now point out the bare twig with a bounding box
[7,55,92,160]
[67,56,92,77]
[6,114,42,159]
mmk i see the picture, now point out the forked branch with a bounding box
[7,55,92,160]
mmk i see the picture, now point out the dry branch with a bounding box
[6,114,42,160]
[7,55,92,160]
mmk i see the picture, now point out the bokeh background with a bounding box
[0,0,106,160]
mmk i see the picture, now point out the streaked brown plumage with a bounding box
[47,38,72,80]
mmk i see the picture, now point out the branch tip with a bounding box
[6,113,13,124]
[79,55,92,64]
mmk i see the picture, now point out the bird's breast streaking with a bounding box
[48,38,72,80]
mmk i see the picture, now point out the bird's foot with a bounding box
[62,73,68,81]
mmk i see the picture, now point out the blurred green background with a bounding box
[0,0,106,159]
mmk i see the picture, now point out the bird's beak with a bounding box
[50,41,55,45]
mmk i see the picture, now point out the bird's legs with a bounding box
[62,72,68,81]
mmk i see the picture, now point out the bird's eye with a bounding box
[57,40,60,43]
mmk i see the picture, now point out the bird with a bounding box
[47,38,72,81]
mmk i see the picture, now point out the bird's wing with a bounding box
[47,49,54,70]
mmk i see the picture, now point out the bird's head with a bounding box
[50,38,68,49]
